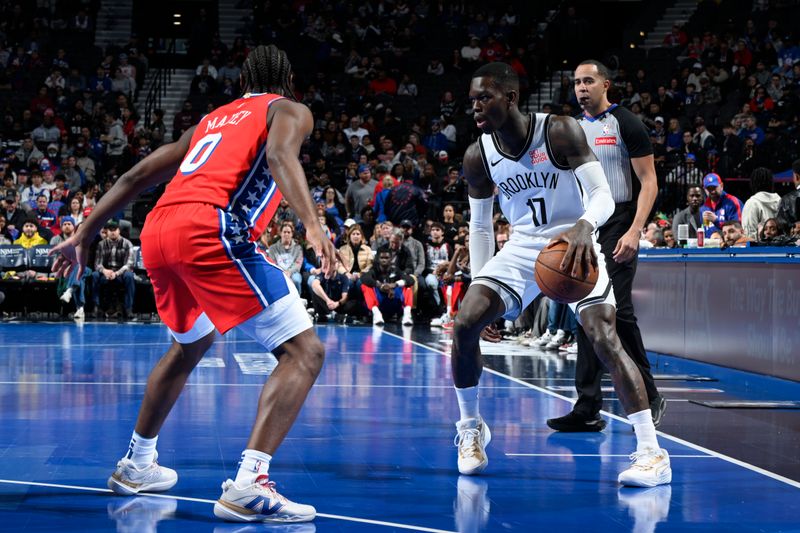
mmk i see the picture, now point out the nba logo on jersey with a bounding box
[596,123,617,145]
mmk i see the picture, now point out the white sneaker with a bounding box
[60,287,73,303]
[618,448,672,487]
[402,307,413,326]
[431,312,449,327]
[545,329,566,350]
[565,342,578,354]
[454,417,492,476]
[107,453,178,496]
[73,307,85,320]
[372,307,385,326]
[214,475,315,523]
[533,330,554,347]
[454,476,490,533]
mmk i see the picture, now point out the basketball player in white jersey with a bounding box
[452,62,671,487]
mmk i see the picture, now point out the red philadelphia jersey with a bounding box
[156,93,286,237]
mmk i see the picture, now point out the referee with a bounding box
[547,59,666,432]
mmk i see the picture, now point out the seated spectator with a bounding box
[336,224,371,317]
[663,228,678,248]
[700,174,743,238]
[3,194,27,234]
[742,167,781,239]
[460,36,482,63]
[21,170,50,206]
[51,216,88,320]
[424,222,451,314]
[399,220,425,279]
[432,235,471,328]
[13,219,48,248]
[305,248,353,322]
[0,215,12,245]
[373,174,395,222]
[33,194,59,235]
[361,249,414,326]
[266,222,304,295]
[370,221,394,251]
[32,110,62,149]
[776,159,800,231]
[758,218,785,243]
[720,220,750,248]
[345,164,377,219]
[91,220,135,319]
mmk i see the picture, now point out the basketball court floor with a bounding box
[0,321,798,532]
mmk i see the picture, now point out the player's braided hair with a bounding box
[241,44,296,100]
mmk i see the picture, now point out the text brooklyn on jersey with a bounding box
[497,171,560,200]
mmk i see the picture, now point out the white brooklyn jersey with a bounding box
[478,113,585,240]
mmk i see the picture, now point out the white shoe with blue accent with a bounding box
[107,453,178,496]
[214,475,316,523]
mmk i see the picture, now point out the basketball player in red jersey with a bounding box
[52,45,338,523]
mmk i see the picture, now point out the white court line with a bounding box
[0,381,523,389]
[506,453,713,458]
[382,331,800,490]
[0,479,456,533]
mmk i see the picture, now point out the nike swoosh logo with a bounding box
[490,158,502,167]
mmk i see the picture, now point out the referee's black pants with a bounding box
[572,202,660,417]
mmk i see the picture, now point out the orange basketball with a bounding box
[534,241,599,304]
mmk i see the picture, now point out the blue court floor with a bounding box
[0,321,798,532]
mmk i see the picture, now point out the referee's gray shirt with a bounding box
[577,104,653,204]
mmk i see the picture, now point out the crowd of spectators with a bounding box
[2,1,800,325]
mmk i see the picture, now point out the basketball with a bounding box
[534,242,599,303]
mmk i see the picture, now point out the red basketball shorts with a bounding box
[140,203,290,335]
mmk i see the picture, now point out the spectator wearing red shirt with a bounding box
[34,194,59,236]
[734,39,753,68]
[368,70,397,96]
[480,35,507,62]
[663,24,688,48]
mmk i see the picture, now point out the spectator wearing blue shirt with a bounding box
[423,118,449,154]
[699,173,744,237]
[738,115,765,145]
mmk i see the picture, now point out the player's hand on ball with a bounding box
[547,219,597,279]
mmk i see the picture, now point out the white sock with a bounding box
[628,409,659,452]
[126,431,157,468]
[455,385,479,421]
[235,449,272,486]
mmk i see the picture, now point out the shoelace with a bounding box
[628,449,660,470]
[254,475,288,504]
[454,428,481,457]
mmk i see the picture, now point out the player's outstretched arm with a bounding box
[50,126,197,277]
[266,99,341,278]
[547,116,614,277]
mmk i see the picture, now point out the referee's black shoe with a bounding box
[546,411,607,432]
[650,395,667,428]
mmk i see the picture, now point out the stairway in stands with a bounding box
[218,0,250,47]
[641,0,700,50]
[94,0,133,49]
[134,69,196,143]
